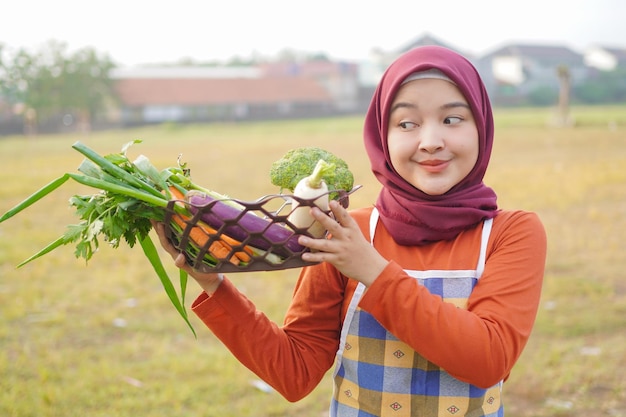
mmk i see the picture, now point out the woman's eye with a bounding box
[399,121,417,129]
[444,116,463,125]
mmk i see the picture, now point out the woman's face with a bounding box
[386,78,479,195]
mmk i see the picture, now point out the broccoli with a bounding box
[270,147,354,200]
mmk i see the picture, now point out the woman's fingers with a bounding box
[174,252,189,269]
[329,199,355,230]
[151,220,186,260]
[300,201,352,251]
[308,200,351,235]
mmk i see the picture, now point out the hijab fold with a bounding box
[364,46,498,245]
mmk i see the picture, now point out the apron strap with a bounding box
[335,282,365,362]
[476,218,493,279]
[369,207,380,244]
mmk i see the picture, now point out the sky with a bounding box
[2,0,625,67]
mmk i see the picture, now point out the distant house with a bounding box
[111,67,335,125]
[356,33,475,107]
[368,33,474,81]
[584,45,626,71]
[396,33,472,59]
[259,60,361,113]
[475,44,587,104]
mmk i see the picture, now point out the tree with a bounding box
[60,46,116,131]
[0,40,116,134]
[574,68,626,104]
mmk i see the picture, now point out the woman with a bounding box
[153,45,547,416]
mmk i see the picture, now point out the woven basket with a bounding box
[163,186,360,273]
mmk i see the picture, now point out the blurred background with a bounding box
[1,0,625,135]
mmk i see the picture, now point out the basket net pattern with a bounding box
[163,187,359,273]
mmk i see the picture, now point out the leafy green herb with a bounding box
[0,140,215,336]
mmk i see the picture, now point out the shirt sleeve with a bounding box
[191,260,346,401]
[359,210,547,388]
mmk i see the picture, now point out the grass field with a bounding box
[1,106,625,416]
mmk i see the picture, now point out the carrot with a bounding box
[193,217,253,263]
[209,229,253,263]
[168,185,186,200]
[170,212,240,265]
[167,186,252,264]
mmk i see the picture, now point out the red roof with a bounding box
[114,77,333,106]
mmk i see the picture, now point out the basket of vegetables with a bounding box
[0,141,357,334]
[164,187,358,274]
[163,149,357,273]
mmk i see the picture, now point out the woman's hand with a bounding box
[151,220,223,295]
[298,200,388,287]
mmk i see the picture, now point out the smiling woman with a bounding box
[386,74,479,196]
[146,45,547,417]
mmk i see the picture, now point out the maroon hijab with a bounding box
[364,46,498,245]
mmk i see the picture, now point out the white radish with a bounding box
[288,159,335,238]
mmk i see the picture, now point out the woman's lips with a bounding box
[419,159,450,173]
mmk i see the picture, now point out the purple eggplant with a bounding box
[186,192,305,258]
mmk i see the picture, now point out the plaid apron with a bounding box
[330,209,502,417]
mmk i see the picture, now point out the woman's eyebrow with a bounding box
[389,101,416,113]
[442,101,471,110]
[390,101,469,113]
[389,101,471,114]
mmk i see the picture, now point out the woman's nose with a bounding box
[418,124,444,153]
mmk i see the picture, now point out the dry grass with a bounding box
[0,107,625,416]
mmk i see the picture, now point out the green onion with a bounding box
[139,235,196,337]
[0,140,232,336]
[71,141,166,200]
[0,174,70,223]
[66,173,168,208]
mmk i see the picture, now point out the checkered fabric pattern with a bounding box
[330,273,504,417]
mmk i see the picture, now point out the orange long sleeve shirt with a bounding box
[191,207,546,402]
